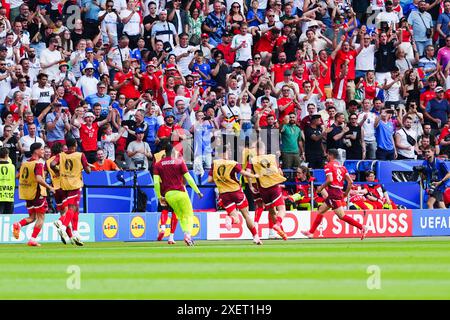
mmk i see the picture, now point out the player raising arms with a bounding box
[51,138,93,246]
[14,143,55,246]
[208,146,263,245]
[247,141,288,240]
[301,149,368,240]
[153,143,203,246]
[153,139,179,245]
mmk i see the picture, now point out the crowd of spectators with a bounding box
[1,0,450,181]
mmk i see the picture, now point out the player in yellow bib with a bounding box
[246,141,288,240]
[13,143,55,246]
[50,138,93,246]
[208,147,262,245]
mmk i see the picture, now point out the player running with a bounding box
[208,147,263,245]
[301,149,368,240]
[51,138,93,246]
[153,139,179,244]
[153,143,203,246]
[246,141,288,240]
[46,142,76,244]
[14,142,55,246]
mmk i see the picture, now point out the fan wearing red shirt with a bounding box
[331,35,358,100]
[301,149,367,240]
[420,77,438,111]
[271,52,295,85]
[277,85,297,121]
[77,110,112,163]
[216,32,236,65]
[157,111,186,155]
[255,29,280,66]
[318,50,332,86]
[255,97,277,127]
[63,80,83,114]
[113,61,140,99]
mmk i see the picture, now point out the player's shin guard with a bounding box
[310,214,324,233]
[170,213,178,233]
[254,207,263,223]
[341,214,363,230]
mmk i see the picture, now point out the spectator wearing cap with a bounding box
[216,32,235,65]
[425,86,450,130]
[45,102,70,148]
[120,0,142,49]
[127,126,152,170]
[195,33,214,60]
[85,82,112,117]
[151,9,178,52]
[375,108,397,160]
[74,109,112,163]
[204,0,227,47]
[76,63,99,98]
[408,0,433,56]
[157,110,186,155]
[275,69,300,98]
[304,114,326,169]
[54,61,77,86]
[39,37,64,82]
[80,47,101,80]
[98,0,120,47]
[231,23,253,70]
[173,33,196,76]
[168,0,189,36]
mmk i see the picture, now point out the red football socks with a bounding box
[250,226,257,236]
[254,207,263,223]
[160,210,169,226]
[31,226,41,238]
[170,213,178,233]
[341,215,363,230]
[310,214,324,233]
[19,219,28,227]
[66,226,73,238]
[62,208,74,227]
[72,211,79,231]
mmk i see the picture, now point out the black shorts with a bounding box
[429,189,443,202]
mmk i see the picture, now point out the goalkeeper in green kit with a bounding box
[153,143,203,246]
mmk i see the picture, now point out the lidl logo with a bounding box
[159,216,175,237]
[103,216,118,238]
[130,216,145,238]
[191,215,200,237]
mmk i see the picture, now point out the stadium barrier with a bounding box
[2,210,449,244]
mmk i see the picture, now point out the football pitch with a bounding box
[1,237,449,300]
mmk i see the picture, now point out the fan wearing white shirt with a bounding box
[231,23,253,70]
[120,0,142,49]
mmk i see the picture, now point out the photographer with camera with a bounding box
[420,146,450,209]
[127,127,152,170]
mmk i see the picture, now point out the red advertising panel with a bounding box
[310,210,413,238]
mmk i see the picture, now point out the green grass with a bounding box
[0,237,449,299]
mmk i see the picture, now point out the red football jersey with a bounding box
[324,160,348,190]
[153,157,189,196]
